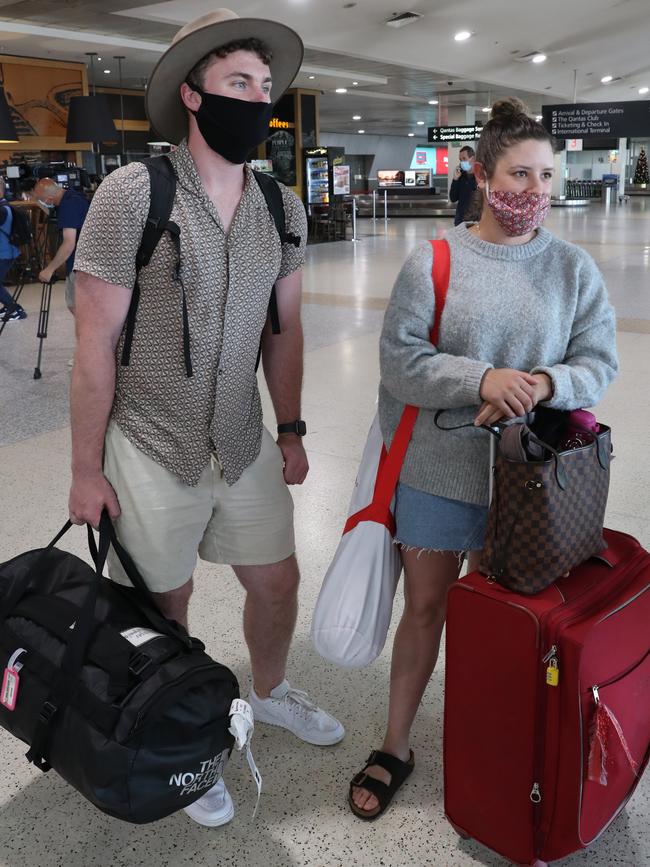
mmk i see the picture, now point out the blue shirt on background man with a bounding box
[0,199,20,261]
[56,189,90,274]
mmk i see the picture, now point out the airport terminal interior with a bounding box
[0,2,649,866]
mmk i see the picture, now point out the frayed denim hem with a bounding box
[393,539,466,563]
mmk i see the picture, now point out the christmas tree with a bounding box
[633,148,649,185]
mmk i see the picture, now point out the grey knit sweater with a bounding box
[378,223,618,506]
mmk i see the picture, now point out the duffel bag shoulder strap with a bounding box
[25,517,194,771]
[26,525,112,770]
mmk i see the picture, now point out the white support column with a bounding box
[552,148,567,198]
[617,137,628,199]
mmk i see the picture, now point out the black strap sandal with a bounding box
[348,748,415,820]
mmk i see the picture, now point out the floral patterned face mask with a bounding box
[485,180,551,237]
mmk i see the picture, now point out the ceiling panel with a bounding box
[0,0,647,137]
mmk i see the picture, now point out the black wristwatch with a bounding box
[277,420,307,437]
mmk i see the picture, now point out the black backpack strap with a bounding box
[252,170,301,338]
[121,155,177,368]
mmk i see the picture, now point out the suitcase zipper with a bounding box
[579,647,650,847]
[532,552,648,855]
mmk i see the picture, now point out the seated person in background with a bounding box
[0,178,25,321]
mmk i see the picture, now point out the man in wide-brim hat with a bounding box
[70,8,344,828]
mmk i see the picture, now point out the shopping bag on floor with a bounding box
[311,239,450,668]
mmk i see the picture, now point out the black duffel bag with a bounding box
[0,513,239,823]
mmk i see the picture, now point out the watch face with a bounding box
[296,420,307,436]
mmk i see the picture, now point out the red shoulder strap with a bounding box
[344,240,451,533]
[430,238,450,344]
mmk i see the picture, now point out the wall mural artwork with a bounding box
[0,60,84,137]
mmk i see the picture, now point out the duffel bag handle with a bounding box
[91,511,194,649]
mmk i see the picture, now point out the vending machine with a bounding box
[304,146,346,207]
[305,147,330,205]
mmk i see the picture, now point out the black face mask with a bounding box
[187,83,273,164]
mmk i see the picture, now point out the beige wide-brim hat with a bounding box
[146,8,304,145]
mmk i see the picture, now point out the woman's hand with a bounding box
[477,368,537,422]
[475,372,553,426]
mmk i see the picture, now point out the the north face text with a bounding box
[169,750,228,797]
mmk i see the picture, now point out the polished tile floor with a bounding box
[0,200,649,867]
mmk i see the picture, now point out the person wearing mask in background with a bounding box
[69,9,344,829]
[33,177,89,315]
[0,178,25,322]
[449,145,477,226]
[348,98,618,820]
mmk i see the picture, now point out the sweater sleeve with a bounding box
[379,241,492,409]
[531,253,618,409]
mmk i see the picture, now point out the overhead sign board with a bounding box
[428,124,483,143]
[542,101,650,139]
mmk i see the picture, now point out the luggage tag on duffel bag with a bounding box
[229,698,263,819]
[1,648,27,711]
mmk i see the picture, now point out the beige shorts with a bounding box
[103,422,295,592]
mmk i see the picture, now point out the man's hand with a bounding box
[277,434,309,485]
[453,164,462,180]
[69,470,121,528]
[38,266,56,284]
[475,372,553,426]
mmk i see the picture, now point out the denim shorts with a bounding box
[394,483,488,553]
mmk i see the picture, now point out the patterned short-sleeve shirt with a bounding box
[74,140,307,486]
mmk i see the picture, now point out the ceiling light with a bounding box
[601,75,613,83]
[454,31,472,42]
[358,129,365,134]
[482,106,490,112]
[352,81,358,86]
[639,86,649,94]
[335,87,348,93]
[97,57,102,61]
[428,99,438,105]
[308,75,315,80]
[103,69,111,74]
[417,121,425,125]
[408,132,415,137]
[532,53,547,64]
[353,114,361,120]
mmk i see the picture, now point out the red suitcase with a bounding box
[444,528,650,866]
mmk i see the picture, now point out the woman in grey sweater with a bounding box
[348,98,618,819]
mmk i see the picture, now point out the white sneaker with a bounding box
[249,680,345,746]
[183,778,234,827]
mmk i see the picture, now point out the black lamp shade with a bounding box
[0,88,18,143]
[66,95,117,143]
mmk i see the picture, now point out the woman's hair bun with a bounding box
[491,97,530,122]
